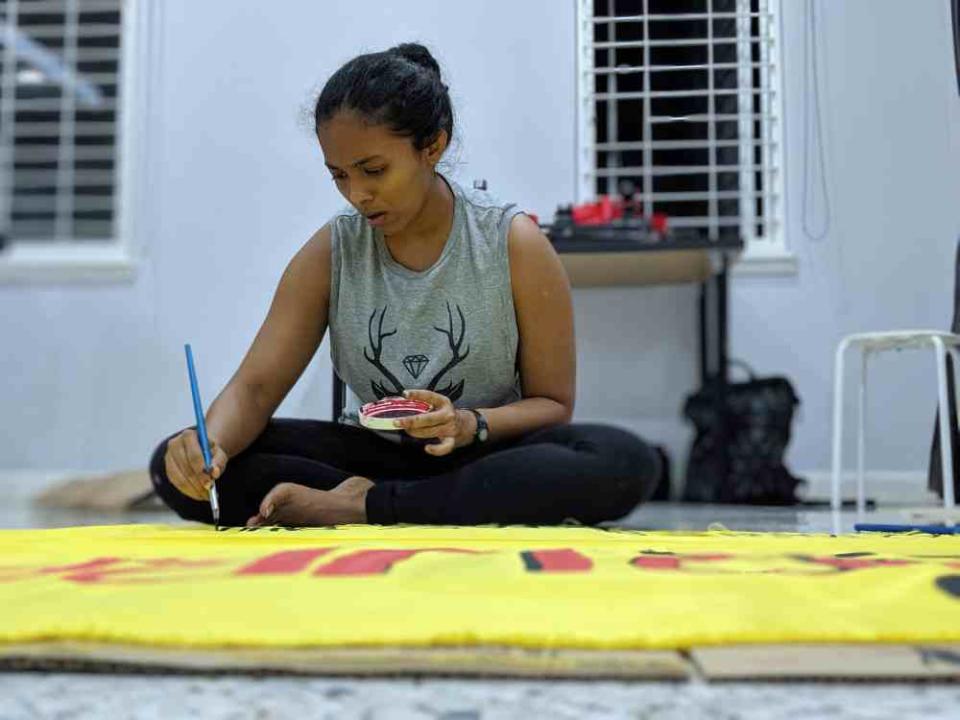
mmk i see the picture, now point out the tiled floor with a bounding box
[2,674,960,720]
[1,480,958,720]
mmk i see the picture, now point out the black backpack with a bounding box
[682,361,805,504]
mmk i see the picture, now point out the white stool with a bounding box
[830,330,960,533]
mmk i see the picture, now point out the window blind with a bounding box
[578,0,782,245]
[0,0,123,243]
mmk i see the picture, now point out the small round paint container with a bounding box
[359,397,433,430]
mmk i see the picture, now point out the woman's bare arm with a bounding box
[467,213,575,444]
[205,224,332,457]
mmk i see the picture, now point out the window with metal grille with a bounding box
[0,0,123,247]
[575,0,785,255]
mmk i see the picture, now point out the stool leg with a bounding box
[831,338,851,534]
[933,337,956,513]
[857,349,868,521]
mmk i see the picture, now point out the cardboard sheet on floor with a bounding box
[1,524,960,675]
[0,641,690,678]
[692,644,960,680]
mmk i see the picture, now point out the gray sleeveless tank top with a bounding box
[328,173,524,438]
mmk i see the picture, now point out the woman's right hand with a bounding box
[164,428,230,502]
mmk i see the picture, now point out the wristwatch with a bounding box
[468,409,489,444]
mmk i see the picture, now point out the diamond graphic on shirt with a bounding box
[363,302,469,402]
[402,354,430,379]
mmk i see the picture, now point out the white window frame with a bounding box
[0,0,154,283]
[574,0,796,275]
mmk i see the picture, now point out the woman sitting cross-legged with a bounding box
[149,42,661,528]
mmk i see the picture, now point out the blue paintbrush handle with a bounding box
[185,343,213,471]
[855,523,959,535]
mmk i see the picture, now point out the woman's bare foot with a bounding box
[245,476,375,528]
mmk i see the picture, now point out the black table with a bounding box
[546,230,743,390]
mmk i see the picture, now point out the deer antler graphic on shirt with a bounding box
[363,306,405,399]
[425,301,470,402]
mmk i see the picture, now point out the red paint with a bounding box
[39,557,124,583]
[313,548,480,576]
[522,549,593,572]
[629,553,732,571]
[236,549,334,575]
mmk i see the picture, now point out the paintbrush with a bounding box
[184,344,220,528]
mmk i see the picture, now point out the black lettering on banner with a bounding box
[935,574,960,599]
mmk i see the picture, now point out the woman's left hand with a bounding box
[394,389,473,456]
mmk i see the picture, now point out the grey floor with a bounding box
[1,486,958,719]
[0,490,914,532]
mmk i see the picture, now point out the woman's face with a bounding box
[317,111,444,234]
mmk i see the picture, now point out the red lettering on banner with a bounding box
[313,548,481,576]
[0,557,229,584]
[630,553,732,571]
[38,557,125,583]
[6,547,960,586]
[0,557,124,584]
[235,549,334,575]
[521,549,593,572]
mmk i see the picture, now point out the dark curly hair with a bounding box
[314,42,454,156]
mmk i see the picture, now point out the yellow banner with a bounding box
[1,524,959,649]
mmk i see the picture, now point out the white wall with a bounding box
[1,0,958,497]
[743,0,960,480]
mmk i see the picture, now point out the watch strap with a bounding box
[468,408,488,444]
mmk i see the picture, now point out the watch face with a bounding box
[478,427,489,442]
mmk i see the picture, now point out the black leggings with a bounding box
[148,419,661,527]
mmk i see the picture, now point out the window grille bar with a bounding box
[605,0,618,195]
[593,164,778,176]
[574,0,594,203]
[14,122,117,137]
[758,0,776,243]
[592,88,775,100]
[641,1,652,215]
[594,139,776,150]
[12,24,119,39]
[54,0,80,240]
[650,112,774,123]
[707,0,718,242]
[14,97,117,111]
[0,0,20,235]
[592,37,772,49]
[17,72,118,86]
[10,219,113,240]
[736,0,758,243]
[12,195,114,212]
[73,47,121,62]
[590,61,772,74]
[668,216,777,228]
[18,0,120,14]
[627,189,777,201]
[592,12,772,22]
[13,169,116,187]
[4,146,117,163]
